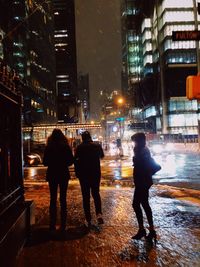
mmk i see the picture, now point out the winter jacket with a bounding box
[43,143,74,181]
[133,146,153,189]
[74,141,104,180]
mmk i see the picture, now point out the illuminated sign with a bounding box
[116,117,124,122]
[172,31,200,41]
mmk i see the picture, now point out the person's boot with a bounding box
[146,230,157,243]
[132,229,146,240]
[97,213,104,225]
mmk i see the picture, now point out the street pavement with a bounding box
[15,177,200,267]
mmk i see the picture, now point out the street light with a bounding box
[117,97,124,105]
[115,96,126,156]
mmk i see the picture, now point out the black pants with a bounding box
[48,179,69,229]
[132,187,153,228]
[79,178,102,223]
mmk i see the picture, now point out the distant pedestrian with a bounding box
[43,129,74,232]
[131,132,156,242]
[74,131,104,227]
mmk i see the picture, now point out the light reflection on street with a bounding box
[28,167,38,178]
[24,149,200,189]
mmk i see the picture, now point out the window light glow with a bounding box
[162,0,193,9]
[163,11,194,23]
[54,34,68,38]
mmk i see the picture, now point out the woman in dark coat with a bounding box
[74,131,104,227]
[131,132,156,241]
[43,129,74,231]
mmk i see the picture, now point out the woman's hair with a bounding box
[47,128,68,146]
[131,132,146,148]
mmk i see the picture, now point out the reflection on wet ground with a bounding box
[24,151,200,190]
[16,182,200,267]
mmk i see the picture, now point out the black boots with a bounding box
[132,229,147,240]
[132,229,157,243]
[146,229,157,243]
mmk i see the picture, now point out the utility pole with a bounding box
[155,0,168,134]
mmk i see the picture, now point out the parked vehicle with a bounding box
[24,153,42,166]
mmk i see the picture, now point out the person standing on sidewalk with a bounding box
[74,131,104,227]
[43,128,74,232]
[131,132,156,242]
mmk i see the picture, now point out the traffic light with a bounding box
[186,75,200,100]
[198,3,200,15]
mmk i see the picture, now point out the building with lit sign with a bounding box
[132,0,200,136]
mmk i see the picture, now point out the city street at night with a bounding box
[24,143,200,190]
[1,0,200,266]
[15,148,200,267]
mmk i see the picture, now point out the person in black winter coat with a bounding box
[43,129,74,232]
[74,131,104,227]
[131,132,156,242]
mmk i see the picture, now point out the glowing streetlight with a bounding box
[117,97,124,105]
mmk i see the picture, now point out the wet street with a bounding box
[15,149,200,267]
[24,149,200,190]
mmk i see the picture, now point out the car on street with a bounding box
[24,153,42,166]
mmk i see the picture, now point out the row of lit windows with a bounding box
[143,43,152,54]
[128,65,141,75]
[141,18,151,33]
[164,39,196,51]
[160,11,195,27]
[13,52,24,58]
[168,114,198,127]
[128,45,139,53]
[31,100,56,117]
[162,0,196,10]
[142,31,151,43]
[144,54,153,65]
[163,24,195,37]
[144,106,156,118]
[13,42,23,47]
[143,66,153,76]
[168,99,198,111]
[128,35,139,42]
[144,99,198,118]
[166,53,196,64]
[128,55,140,64]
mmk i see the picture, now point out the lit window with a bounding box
[54,34,68,38]
[162,0,193,9]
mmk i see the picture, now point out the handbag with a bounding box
[148,157,161,175]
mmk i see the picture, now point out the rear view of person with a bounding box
[43,129,74,232]
[74,131,104,227]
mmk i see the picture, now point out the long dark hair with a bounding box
[47,128,68,146]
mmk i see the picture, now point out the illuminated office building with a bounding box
[136,0,200,135]
[121,0,142,103]
[0,0,57,125]
[53,0,78,122]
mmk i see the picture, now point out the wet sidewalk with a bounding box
[15,180,200,267]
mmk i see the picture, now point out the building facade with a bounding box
[53,0,78,122]
[124,0,200,136]
[0,0,57,125]
[121,0,142,103]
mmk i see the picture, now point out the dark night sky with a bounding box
[75,0,122,120]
